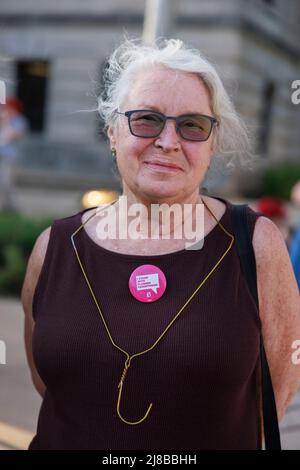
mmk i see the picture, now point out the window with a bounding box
[258,81,275,157]
[16,60,50,133]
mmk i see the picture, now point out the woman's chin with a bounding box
[139,183,182,201]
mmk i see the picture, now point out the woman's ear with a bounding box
[108,128,118,154]
[107,126,115,146]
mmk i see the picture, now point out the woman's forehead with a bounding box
[132,66,204,89]
[126,67,211,111]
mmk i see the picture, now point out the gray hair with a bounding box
[98,36,254,170]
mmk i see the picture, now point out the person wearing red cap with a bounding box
[0,96,28,211]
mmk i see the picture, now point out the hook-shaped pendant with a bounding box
[117,359,153,425]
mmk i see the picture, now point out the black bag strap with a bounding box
[231,203,281,450]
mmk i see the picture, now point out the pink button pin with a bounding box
[128,264,167,303]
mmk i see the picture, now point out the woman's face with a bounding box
[107,66,215,203]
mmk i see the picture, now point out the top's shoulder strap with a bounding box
[231,203,281,451]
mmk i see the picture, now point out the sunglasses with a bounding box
[116,109,218,142]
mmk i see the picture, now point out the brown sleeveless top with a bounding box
[28,196,263,450]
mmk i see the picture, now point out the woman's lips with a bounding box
[143,162,182,173]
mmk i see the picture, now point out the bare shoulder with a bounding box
[252,215,287,258]
[252,215,291,285]
[252,215,300,324]
[21,226,52,320]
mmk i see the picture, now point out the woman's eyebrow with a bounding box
[137,105,161,111]
[136,105,200,115]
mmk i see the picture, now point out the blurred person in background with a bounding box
[289,181,300,291]
[0,97,28,212]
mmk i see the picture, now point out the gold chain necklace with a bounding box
[70,197,234,425]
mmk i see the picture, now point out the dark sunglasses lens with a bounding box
[129,111,163,137]
[178,115,212,141]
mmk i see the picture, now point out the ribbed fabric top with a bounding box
[29,196,263,450]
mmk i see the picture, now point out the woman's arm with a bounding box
[21,227,51,398]
[253,216,300,421]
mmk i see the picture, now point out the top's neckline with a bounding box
[77,196,231,260]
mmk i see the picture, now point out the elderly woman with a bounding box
[22,38,300,450]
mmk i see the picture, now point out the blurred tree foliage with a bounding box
[0,212,52,296]
[260,164,300,200]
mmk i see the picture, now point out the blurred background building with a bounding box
[0,0,300,216]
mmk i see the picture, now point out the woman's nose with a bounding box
[154,119,181,152]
